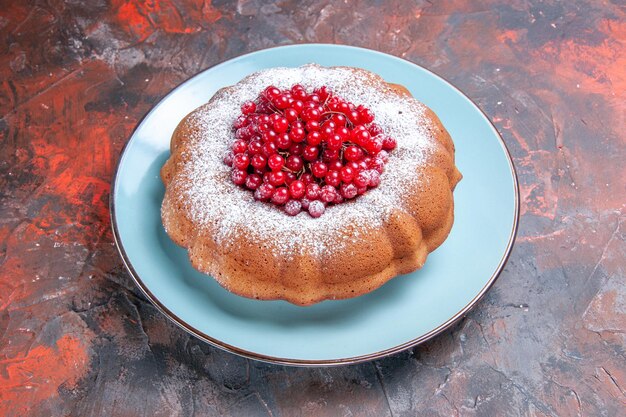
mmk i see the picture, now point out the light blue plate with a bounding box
[111,44,519,365]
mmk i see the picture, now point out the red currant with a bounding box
[289,126,306,143]
[251,153,267,169]
[340,166,355,183]
[284,200,302,216]
[286,155,304,171]
[302,108,321,122]
[223,151,234,166]
[288,143,304,156]
[269,171,286,186]
[369,123,383,136]
[233,115,248,129]
[289,180,306,199]
[231,169,247,185]
[284,108,298,122]
[357,106,374,123]
[354,170,370,188]
[235,127,252,140]
[352,128,370,146]
[276,133,291,149]
[264,86,280,99]
[262,141,278,157]
[273,94,290,110]
[322,149,340,162]
[365,137,383,154]
[271,187,290,204]
[255,183,274,200]
[315,86,330,100]
[311,161,328,178]
[268,154,285,171]
[344,146,363,161]
[321,124,334,138]
[248,140,262,155]
[261,130,277,143]
[347,110,360,124]
[347,161,360,171]
[306,120,320,131]
[232,139,247,154]
[382,136,397,151]
[331,114,347,127]
[273,117,289,133]
[302,146,319,161]
[293,100,304,112]
[335,126,350,140]
[324,170,341,187]
[306,131,323,146]
[320,185,336,203]
[369,170,381,187]
[326,134,343,150]
[241,101,256,115]
[284,172,296,184]
[300,173,314,184]
[245,173,262,190]
[291,84,306,98]
[340,183,357,199]
[329,160,343,171]
[233,153,250,170]
[306,183,321,199]
[308,200,325,218]
[370,157,385,173]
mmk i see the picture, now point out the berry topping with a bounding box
[271,187,290,205]
[320,185,337,203]
[245,173,262,190]
[231,169,247,185]
[311,161,328,178]
[289,180,306,199]
[223,151,234,166]
[241,101,256,115]
[268,154,285,171]
[340,183,358,199]
[255,183,274,200]
[250,153,267,170]
[233,153,250,170]
[382,136,397,151]
[227,84,397,217]
[308,200,326,218]
[268,171,286,186]
[284,200,302,216]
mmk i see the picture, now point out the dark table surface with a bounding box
[1,1,625,416]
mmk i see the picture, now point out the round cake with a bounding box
[161,64,462,306]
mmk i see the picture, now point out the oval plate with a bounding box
[111,44,519,365]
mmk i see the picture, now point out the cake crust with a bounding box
[161,64,461,306]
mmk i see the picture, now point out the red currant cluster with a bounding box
[224,84,397,217]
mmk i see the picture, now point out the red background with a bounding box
[1,1,624,415]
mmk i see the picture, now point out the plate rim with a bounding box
[110,43,520,366]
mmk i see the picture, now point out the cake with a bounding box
[160,64,462,306]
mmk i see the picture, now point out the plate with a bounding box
[111,44,519,365]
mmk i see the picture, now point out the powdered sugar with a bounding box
[169,64,439,257]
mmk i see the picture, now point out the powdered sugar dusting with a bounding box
[171,64,439,258]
